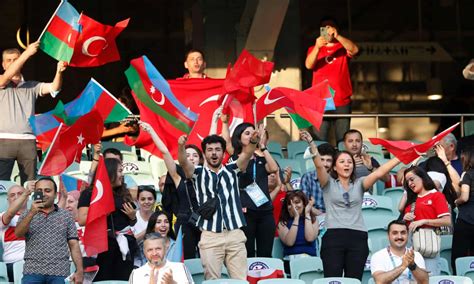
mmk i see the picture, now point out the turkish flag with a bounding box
[38,110,104,176]
[369,123,460,164]
[69,14,129,67]
[255,86,327,129]
[83,156,115,256]
[125,78,253,158]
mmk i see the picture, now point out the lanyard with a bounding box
[386,247,412,282]
[252,158,256,182]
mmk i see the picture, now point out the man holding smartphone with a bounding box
[14,177,84,284]
[305,16,359,144]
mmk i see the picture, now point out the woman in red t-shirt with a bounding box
[402,166,451,276]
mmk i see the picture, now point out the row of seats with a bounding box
[184,256,474,284]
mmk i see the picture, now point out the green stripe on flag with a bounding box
[125,66,191,133]
[289,113,312,129]
[40,31,73,62]
[106,103,131,124]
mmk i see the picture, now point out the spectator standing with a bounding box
[78,158,138,281]
[182,49,207,79]
[370,220,428,284]
[401,166,451,276]
[0,42,66,184]
[301,130,400,280]
[178,133,259,280]
[304,17,359,143]
[15,177,83,284]
[451,147,474,274]
[227,123,279,258]
[140,121,203,259]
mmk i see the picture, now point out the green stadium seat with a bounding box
[287,141,308,160]
[289,256,324,284]
[429,276,473,284]
[312,277,361,284]
[456,257,474,280]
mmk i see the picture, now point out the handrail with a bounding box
[267,113,474,138]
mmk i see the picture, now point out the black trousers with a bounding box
[175,216,202,260]
[320,229,369,280]
[451,218,474,274]
[95,235,136,281]
[241,209,275,257]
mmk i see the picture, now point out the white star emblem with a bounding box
[77,133,85,144]
[150,86,156,94]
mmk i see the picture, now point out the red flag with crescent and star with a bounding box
[38,110,104,176]
[369,123,460,164]
[69,14,129,67]
[83,155,115,256]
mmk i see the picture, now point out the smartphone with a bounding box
[32,191,43,202]
[320,26,330,41]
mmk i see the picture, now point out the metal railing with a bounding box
[270,113,474,138]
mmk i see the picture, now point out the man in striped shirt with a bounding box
[178,133,260,280]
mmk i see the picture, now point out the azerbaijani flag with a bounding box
[125,56,198,134]
[30,78,131,150]
[60,173,88,192]
[39,0,80,62]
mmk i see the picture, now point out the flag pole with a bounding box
[38,0,64,41]
[37,123,64,175]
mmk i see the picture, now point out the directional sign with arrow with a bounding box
[354,42,453,62]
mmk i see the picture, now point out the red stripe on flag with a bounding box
[93,91,116,121]
[47,15,79,48]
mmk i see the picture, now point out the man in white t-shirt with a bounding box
[0,183,32,282]
[129,233,192,284]
[371,220,428,284]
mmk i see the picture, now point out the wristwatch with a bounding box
[260,147,267,152]
[408,263,417,271]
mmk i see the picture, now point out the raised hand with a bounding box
[300,130,313,144]
[24,41,39,57]
[57,61,67,73]
[121,202,137,220]
[178,135,188,146]
[315,37,328,49]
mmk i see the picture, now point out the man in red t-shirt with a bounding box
[305,17,359,143]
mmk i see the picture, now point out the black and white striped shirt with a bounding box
[192,162,246,232]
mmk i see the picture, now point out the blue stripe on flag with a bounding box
[142,56,198,122]
[60,174,79,192]
[168,226,183,262]
[64,80,103,117]
[29,109,61,135]
[56,1,80,31]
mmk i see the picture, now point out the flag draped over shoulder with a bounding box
[168,226,183,262]
[369,123,460,164]
[83,156,115,256]
[29,78,131,150]
[39,0,80,62]
[69,15,129,67]
[38,110,104,176]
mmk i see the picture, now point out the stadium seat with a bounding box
[93,281,128,284]
[247,258,285,278]
[456,257,474,280]
[121,151,139,162]
[440,235,453,274]
[312,277,361,284]
[0,180,16,193]
[367,225,389,256]
[258,280,304,284]
[367,278,375,284]
[184,258,229,283]
[361,264,372,284]
[440,257,451,276]
[382,187,404,211]
[289,256,324,283]
[362,196,397,225]
[13,260,23,284]
[429,276,473,284]
[267,141,284,159]
[464,120,474,136]
[202,280,249,284]
[304,158,316,173]
[287,141,308,160]
[0,193,8,216]
[271,238,284,259]
[0,262,7,282]
[275,159,303,179]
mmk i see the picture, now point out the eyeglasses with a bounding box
[342,192,350,208]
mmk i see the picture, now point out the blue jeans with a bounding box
[22,274,66,284]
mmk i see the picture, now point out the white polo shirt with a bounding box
[129,260,193,283]
[370,247,425,284]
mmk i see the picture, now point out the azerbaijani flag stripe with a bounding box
[60,173,87,192]
[55,1,80,31]
[39,0,80,62]
[125,58,197,133]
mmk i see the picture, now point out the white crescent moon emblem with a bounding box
[151,91,165,105]
[199,95,220,107]
[82,36,108,57]
[90,180,104,205]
